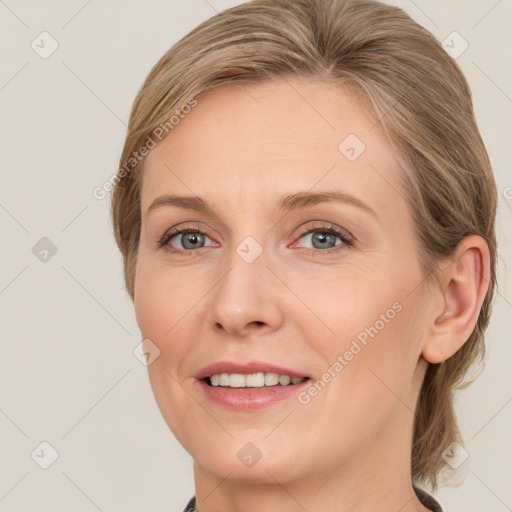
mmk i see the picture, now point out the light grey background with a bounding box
[0,0,510,511]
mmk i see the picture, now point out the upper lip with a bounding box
[195,361,311,380]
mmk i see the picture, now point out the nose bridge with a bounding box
[207,237,284,336]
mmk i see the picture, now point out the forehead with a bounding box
[141,78,406,220]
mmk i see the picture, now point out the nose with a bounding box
[207,252,285,338]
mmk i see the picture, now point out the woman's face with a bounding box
[135,78,432,486]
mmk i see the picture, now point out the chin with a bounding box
[193,447,304,485]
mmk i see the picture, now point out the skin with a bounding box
[134,78,490,512]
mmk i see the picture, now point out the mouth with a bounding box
[194,361,312,410]
[203,372,311,388]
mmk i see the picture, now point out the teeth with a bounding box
[264,373,279,386]
[245,373,264,387]
[279,375,291,385]
[229,374,246,388]
[209,372,307,388]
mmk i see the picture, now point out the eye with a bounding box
[292,223,353,255]
[157,222,353,256]
[158,226,215,254]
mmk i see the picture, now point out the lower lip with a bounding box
[197,379,311,411]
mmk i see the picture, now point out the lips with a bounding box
[195,360,311,381]
[194,360,313,410]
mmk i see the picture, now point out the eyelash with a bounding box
[294,223,353,256]
[157,223,354,257]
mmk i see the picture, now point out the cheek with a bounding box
[295,265,406,353]
[133,260,204,446]
[339,296,424,414]
[134,256,199,341]
[295,301,423,458]
[301,266,425,413]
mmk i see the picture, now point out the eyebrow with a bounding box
[146,191,378,219]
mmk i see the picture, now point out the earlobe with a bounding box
[422,235,491,364]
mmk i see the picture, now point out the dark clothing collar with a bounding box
[182,484,444,511]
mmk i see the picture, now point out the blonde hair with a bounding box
[111,0,498,490]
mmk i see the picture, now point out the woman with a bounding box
[111,0,497,510]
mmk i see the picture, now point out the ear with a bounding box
[422,235,491,364]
